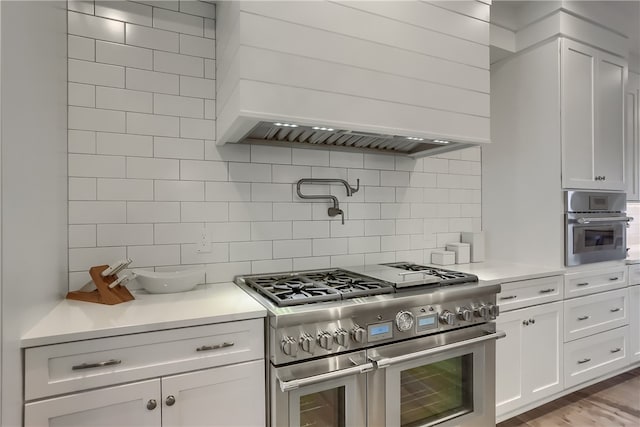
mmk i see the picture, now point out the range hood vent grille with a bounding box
[239,122,465,157]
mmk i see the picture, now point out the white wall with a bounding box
[67,0,483,291]
[1,1,68,425]
[629,203,640,247]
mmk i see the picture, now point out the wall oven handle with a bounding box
[278,362,375,392]
[373,330,506,369]
[575,216,633,224]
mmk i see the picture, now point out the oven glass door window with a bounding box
[574,225,622,253]
[299,387,345,427]
[400,354,473,427]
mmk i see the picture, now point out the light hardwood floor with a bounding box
[497,368,640,427]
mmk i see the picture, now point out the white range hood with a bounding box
[216,1,492,158]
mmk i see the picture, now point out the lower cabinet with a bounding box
[496,301,563,417]
[25,359,265,427]
[630,285,640,361]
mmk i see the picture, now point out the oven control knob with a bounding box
[457,307,472,322]
[317,331,333,350]
[281,336,298,357]
[395,310,415,332]
[351,325,366,343]
[439,310,456,325]
[334,328,349,347]
[474,305,490,320]
[299,333,316,354]
[487,304,499,318]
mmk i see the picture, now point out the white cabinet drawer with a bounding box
[564,326,628,388]
[629,265,640,286]
[563,288,628,342]
[24,319,264,401]
[564,266,627,299]
[497,275,563,312]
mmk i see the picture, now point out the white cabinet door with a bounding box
[561,39,627,191]
[24,379,160,427]
[626,72,640,201]
[630,285,640,362]
[161,359,265,427]
[496,302,563,418]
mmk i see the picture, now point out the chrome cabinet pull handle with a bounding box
[196,342,234,352]
[577,358,591,364]
[610,348,622,353]
[72,359,122,370]
[539,288,555,294]
[610,308,622,312]
[609,277,619,281]
[577,315,590,321]
[576,282,589,287]
[165,395,176,406]
[500,295,517,300]
[147,399,157,410]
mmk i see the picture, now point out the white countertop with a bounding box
[21,282,267,348]
[440,261,566,287]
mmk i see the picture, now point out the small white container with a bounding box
[431,250,456,266]
[446,242,471,264]
[461,232,485,262]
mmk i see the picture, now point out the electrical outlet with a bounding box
[197,225,211,253]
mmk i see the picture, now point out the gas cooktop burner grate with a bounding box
[242,269,394,306]
[382,262,478,286]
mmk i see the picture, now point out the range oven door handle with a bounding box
[278,362,375,392]
[373,330,506,369]
[575,216,633,225]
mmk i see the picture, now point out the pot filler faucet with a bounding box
[296,178,360,224]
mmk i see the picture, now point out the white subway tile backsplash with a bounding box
[69,106,126,133]
[206,182,250,201]
[293,256,330,271]
[424,188,449,203]
[251,183,292,202]
[98,224,154,246]
[229,162,271,183]
[68,83,95,107]
[96,1,153,26]
[380,203,411,219]
[155,180,204,201]
[396,219,423,235]
[126,68,180,94]
[69,224,97,248]
[179,1,216,18]
[347,169,379,186]
[181,160,227,181]
[230,241,272,261]
[69,154,126,178]
[154,222,201,244]
[252,222,292,241]
[251,259,292,274]
[97,178,154,200]
[364,220,395,236]
[459,147,482,161]
[68,11,125,43]
[364,187,395,203]
[69,247,127,271]
[154,51,204,77]
[330,220,364,238]
[365,252,396,264]
[423,158,449,173]
[460,203,481,217]
[70,201,127,224]
[272,165,311,184]
[69,59,125,88]
[205,143,250,162]
[128,244,181,267]
[204,17,215,39]
[349,236,380,254]
[436,233,461,248]
[449,160,481,176]
[68,0,94,14]
[127,112,180,137]
[125,23,179,52]
[381,235,410,251]
[292,148,329,166]
[381,170,410,187]
[96,87,153,113]
[293,221,329,239]
[180,118,215,139]
[274,239,312,259]
[395,157,422,172]
[208,222,250,242]
[311,166,348,180]
[180,34,215,58]
[251,145,291,164]
[154,94,203,118]
[313,238,348,256]
[68,35,95,61]
[409,172,437,188]
[155,137,204,159]
[331,254,364,268]
[229,202,273,221]
[127,157,179,179]
[273,203,312,221]
[205,261,250,283]
[180,76,215,98]
[181,202,228,222]
[96,41,153,69]
[204,99,215,119]
[346,203,380,220]
[135,1,179,11]
[127,201,180,223]
[69,178,97,201]
[204,59,215,79]
[364,154,395,170]
[448,218,473,232]
[330,151,363,169]
[396,187,423,203]
[181,243,228,264]
[154,7,203,36]
[97,133,153,157]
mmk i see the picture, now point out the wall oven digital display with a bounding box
[416,314,438,333]
[368,322,393,341]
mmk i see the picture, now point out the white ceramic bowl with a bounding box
[134,269,203,294]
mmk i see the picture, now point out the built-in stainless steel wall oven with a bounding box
[565,191,633,266]
[236,263,504,427]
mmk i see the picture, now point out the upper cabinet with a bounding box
[561,39,627,191]
[626,72,640,201]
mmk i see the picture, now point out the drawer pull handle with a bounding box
[196,342,234,352]
[577,358,591,364]
[577,315,590,321]
[500,295,517,300]
[147,399,157,411]
[610,348,622,353]
[165,395,176,406]
[610,308,622,313]
[576,282,589,287]
[539,288,555,294]
[609,277,619,281]
[72,359,122,370]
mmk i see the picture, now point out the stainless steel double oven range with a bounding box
[235,262,504,427]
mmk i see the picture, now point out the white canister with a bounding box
[461,232,485,262]
[446,242,471,264]
[431,250,456,265]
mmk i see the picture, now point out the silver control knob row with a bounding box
[352,325,366,343]
[281,336,298,357]
[440,310,456,325]
[457,306,472,322]
[317,331,333,350]
[334,328,349,347]
[300,333,316,354]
